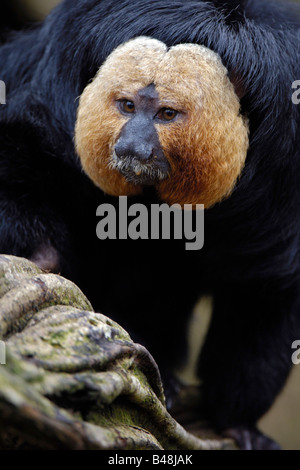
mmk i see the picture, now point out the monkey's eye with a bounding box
[157,108,178,122]
[118,100,135,114]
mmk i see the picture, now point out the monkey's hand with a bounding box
[30,242,61,273]
[223,426,280,450]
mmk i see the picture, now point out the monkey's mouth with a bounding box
[109,152,170,186]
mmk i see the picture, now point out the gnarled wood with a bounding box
[0,255,235,450]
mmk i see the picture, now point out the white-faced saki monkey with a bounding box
[0,0,299,449]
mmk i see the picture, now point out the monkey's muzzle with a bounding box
[110,151,170,186]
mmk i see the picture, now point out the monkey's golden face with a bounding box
[75,37,249,207]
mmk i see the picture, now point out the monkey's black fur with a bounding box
[0,0,299,449]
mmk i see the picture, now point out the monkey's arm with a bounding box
[0,93,85,274]
[0,130,75,274]
[0,188,69,273]
[198,281,299,449]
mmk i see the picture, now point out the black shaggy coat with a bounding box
[0,0,299,446]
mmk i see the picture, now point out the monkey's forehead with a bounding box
[90,36,230,104]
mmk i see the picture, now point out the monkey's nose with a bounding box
[115,139,154,162]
